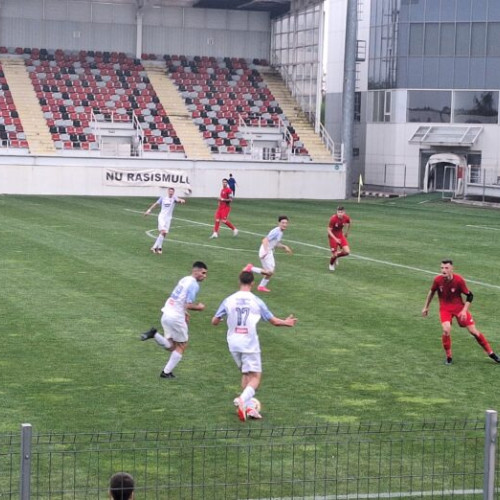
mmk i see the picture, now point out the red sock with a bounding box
[330,257,336,265]
[442,334,452,358]
[337,250,349,259]
[473,332,493,354]
[214,221,220,232]
[225,220,235,230]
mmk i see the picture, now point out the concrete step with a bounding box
[143,61,212,160]
[0,56,56,154]
[261,69,333,162]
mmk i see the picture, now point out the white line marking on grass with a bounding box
[253,488,487,499]
[145,230,317,257]
[125,208,146,215]
[145,230,254,253]
[129,210,500,291]
[466,224,500,231]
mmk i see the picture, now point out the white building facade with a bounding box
[325,0,500,193]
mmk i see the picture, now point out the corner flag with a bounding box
[357,174,363,203]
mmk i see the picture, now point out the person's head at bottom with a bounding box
[109,472,135,500]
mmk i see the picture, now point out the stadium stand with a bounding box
[163,54,308,157]
[24,48,183,155]
[0,60,29,150]
[0,47,333,161]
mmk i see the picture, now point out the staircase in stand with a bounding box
[0,57,56,155]
[142,61,212,160]
[260,67,334,163]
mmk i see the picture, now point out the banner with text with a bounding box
[104,169,191,191]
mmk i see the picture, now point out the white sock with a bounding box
[163,350,182,374]
[251,266,263,274]
[154,333,172,349]
[239,385,255,405]
[154,234,165,248]
[259,278,269,287]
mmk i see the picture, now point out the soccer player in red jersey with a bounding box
[210,178,238,239]
[327,206,351,271]
[422,259,500,365]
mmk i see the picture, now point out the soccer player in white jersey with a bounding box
[140,261,207,378]
[144,187,185,254]
[212,270,297,421]
[245,215,292,293]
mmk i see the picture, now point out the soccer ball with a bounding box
[184,187,192,196]
[248,397,261,412]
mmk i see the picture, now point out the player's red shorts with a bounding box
[215,204,231,220]
[329,233,348,251]
[439,305,475,327]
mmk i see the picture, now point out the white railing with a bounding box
[90,109,102,151]
[268,66,344,163]
[131,112,144,157]
[237,113,293,161]
[318,121,344,162]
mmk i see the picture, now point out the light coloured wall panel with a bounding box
[142,7,162,26]
[0,18,41,48]
[0,157,346,200]
[91,23,136,52]
[43,20,91,50]
[113,3,135,24]
[184,8,205,29]
[0,1,270,59]
[2,0,42,20]
[143,26,184,56]
[162,7,184,28]
[141,6,184,28]
[205,9,227,29]
[67,1,92,23]
[45,0,69,21]
[227,32,249,58]
[91,2,114,23]
[248,12,270,32]
[227,10,248,31]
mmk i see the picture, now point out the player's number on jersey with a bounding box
[236,307,250,326]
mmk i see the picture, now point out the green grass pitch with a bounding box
[1,193,499,433]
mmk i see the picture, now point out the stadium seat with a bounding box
[25,48,183,153]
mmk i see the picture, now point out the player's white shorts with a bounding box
[158,214,173,232]
[230,351,262,373]
[258,246,275,272]
[161,312,188,343]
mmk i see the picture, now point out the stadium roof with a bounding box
[136,0,291,16]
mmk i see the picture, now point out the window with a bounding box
[409,23,424,56]
[424,23,439,56]
[471,23,486,56]
[372,91,391,122]
[454,91,499,124]
[407,90,451,123]
[439,24,455,56]
[487,23,500,57]
[455,23,471,56]
[354,92,361,122]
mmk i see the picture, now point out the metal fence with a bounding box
[463,165,500,203]
[1,411,498,499]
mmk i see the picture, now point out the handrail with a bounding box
[90,109,102,150]
[132,112,144,157]
[318,121,343,162]
[270,66,344,163]
[238,113,293,160]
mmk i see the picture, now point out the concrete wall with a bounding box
[364,123,500,189]
[0,0,271,60]
[0,156,346,200]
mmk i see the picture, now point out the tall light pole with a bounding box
[342,0,358,198]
